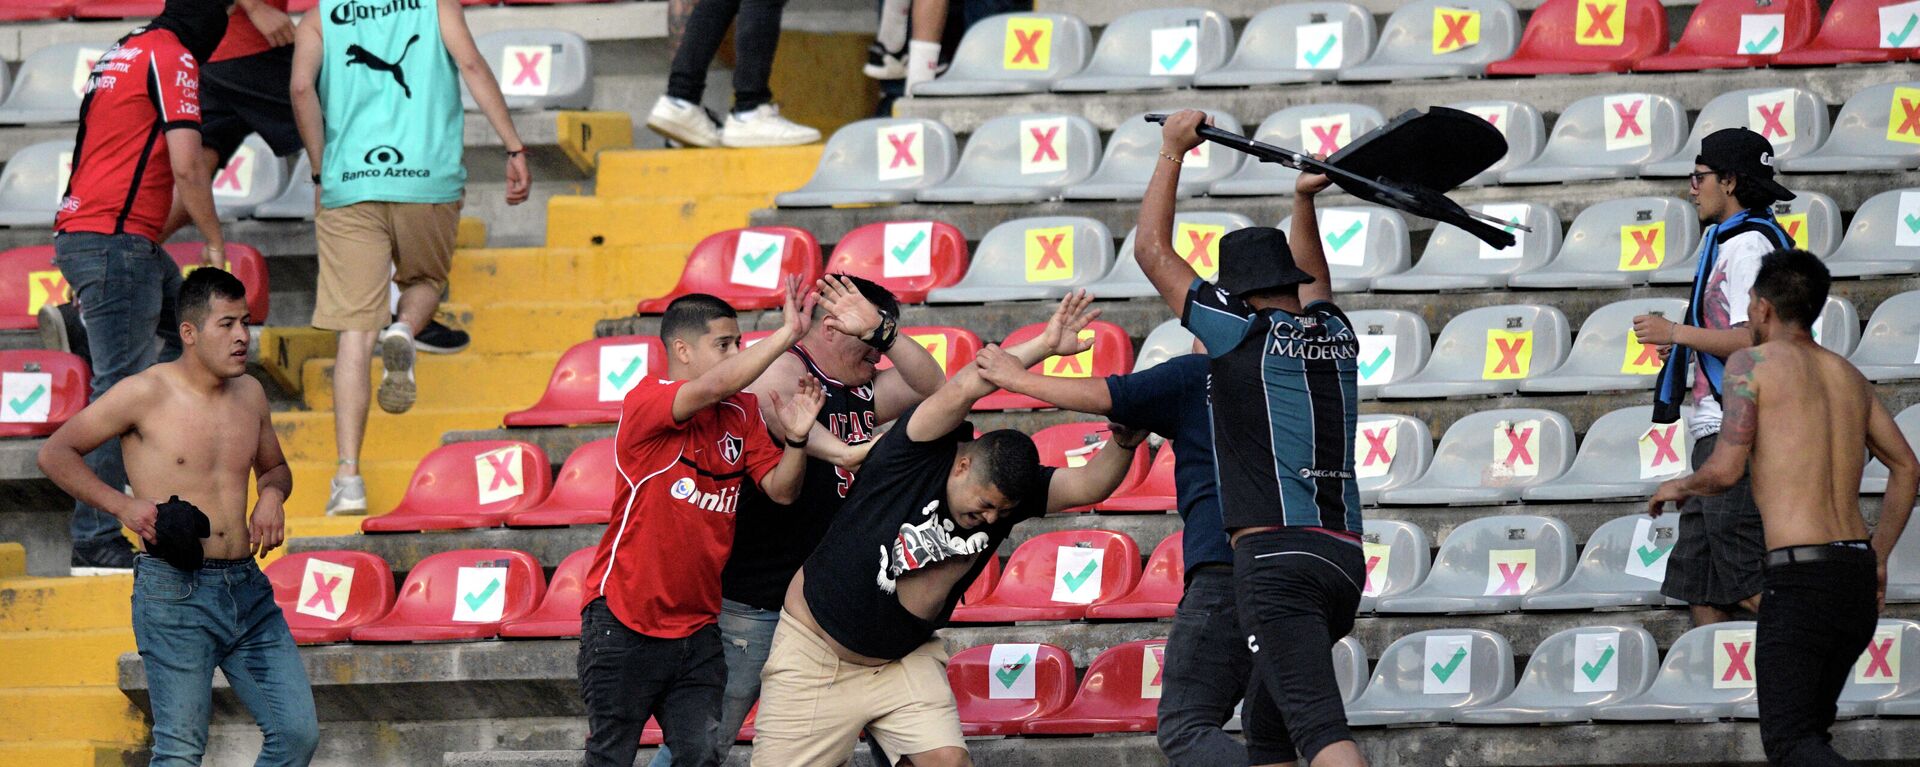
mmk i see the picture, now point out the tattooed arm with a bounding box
[1648,348,1760,515]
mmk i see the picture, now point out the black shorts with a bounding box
[1233,528,1365,765]
[1661,434,1766,607]
[200,47,301,165]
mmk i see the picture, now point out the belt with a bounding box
[1765,542,1873,568]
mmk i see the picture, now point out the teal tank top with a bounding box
[318,0,465,207]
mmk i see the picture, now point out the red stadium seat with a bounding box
[1773,0,1918,65]
[1084,533,1184,620]
[974,321,1134,411]
[960,554,1002,607]
[500,547,594,638]
[1029,421,1151,511]
[822,221,969,304]
[1633,0,1821,71]
[1485,0,1669,75]
[0,350,88,438]
[73,0,161,18]
[736,703,758,742]
[164,243,271,324]
[947,642,1077,735]
[0,246,73,330]
[1096,447,1175,512]
[635,227,823,314]
[506,439,617,527]
[641,719,663,746]
[287,0,315,10]
[348,549,546,642]
[0,1,76,21]
[1021,639,1168,734]
[361,441,553,532]
[503,336,666,427]
[949,530,1141,623]
[876,325,982,379]
[264,551,396,645]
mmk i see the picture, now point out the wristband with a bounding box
[310,173,321,185]
[785,435,809,449]
[506,148,527,157]
[863,314,899,353]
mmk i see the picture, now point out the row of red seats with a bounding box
[0,0,603,22]
[0,243,272,329]
[635,224,966,314]
[1490,0,1919,76]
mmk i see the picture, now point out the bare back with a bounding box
[1737,340,1873,549]
[120,363,270,560]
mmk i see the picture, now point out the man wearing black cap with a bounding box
[1633,127,1798,629]
[1139,110,1368,767]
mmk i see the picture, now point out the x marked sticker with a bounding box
[1746,90,1796,146]
[1019,116,1069,175]
[1714,629,1757,689]
[1141,644,1167,699]
[1777,212,1810,251]
[56,151,74,207]
[501,44,553,96]
[1623,329,1665,375]
[1174,222,1227,279]
[25,269,70,318]
[1618,222,1667,271]
[1301,114,1353,156]
[1493,418,1542,478]
[1025,225,1075,282]
[295,557,355,621]
[1045,328,1097,378]
[1603,95,1652,151]
[1362,541,1392,596]
[474,445,526,505]
[1432,8,1481,54]
[876,124,926,181]
[1638,423,1687,479]
[1355,420,1399,479]
[212,144,255,199]
[1003,17,1053,69]
[1485,548,1537,596]
[1854,625,1902,684]
[1483,329,1534,380]
[1576,0,1626,45]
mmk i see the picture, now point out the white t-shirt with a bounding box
[1687,230,1775,439]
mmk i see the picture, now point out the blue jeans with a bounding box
[132,555,318,766]
[650,599,778,767]
[1157,565,1251,766]
[53,232,182,548]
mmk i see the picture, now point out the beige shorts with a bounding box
[312,200,459,332]
[751,611,966,766]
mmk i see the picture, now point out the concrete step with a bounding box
[0,574,130,632]
[286,459,424,522]
[0,687,147,744]
[593,146,822,199]
[296,351,558,412]
[271,407,507,467]
[545,194,771,250]
[0,739,147,767]
[0,628,134,687]
[449,246,688,307]
[458,300,638,356]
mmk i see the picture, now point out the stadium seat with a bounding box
[1870,620,1920,715]
[1334,636,1370,703]
[1519,299,1690,393]
[348,549,546,642]
[0,349,88,438]
[1275,205,1412,292]
[73,0,162,17]
[1346,310,1430,398]
[1050,8,1233,92]
[1028,421,1152,499]
[0,59,10,105]
[1822,188,1920,278]
[0,1,73,22]
[878,326,983,378]
[823,220,969,303]
[1444,100,1546,186]
[1521,513,1683,609]
[914,12,1093,97]
[1814,296,1861,356]
[1777,82,1920,172]
[1091,212,1255,297]
[1375,306,1571,399]
[1862,404,1920,493]
[1358,518,1432,612]
[1346,629,1517,725]
[1499,93,1686,183]
[1337,0,1522,81]
[1594,622,1759,721]
[503,336,666,427]
[1485,0,1668,75]
[1773,0,1920,66]
[1192,2,1377,86]
[255,155,316,220]
[0,141,72,226]
[1374,515,1574,613]
[775,118,957,207]
[1085,532,1183,619]
[633,227,823,313]
[165,243,271,325]
[972,320,1133,411]
[1523,405,1694,501]
[1454,626,1660,724]
[1378,409,1576,505]
[361,441,554,532]
[1889,523,1920,603]
[465,30,592,111]
[0,245,67,329]
[947,642,1077,735]
[208,135,287,221]
[499,547,595,638]
[1062,110,1244,201]
[0,44,101,124]
[961,554,1003,607]
[505,439,617,527]
[1371,202,1559,291]
[263,551,396,645]
[1208,104,1387,197]
[1850,290,1920,381]
[1021,639,1168,734]
[1761,191,1844,260]
[925,217,1113,304]
[1354,413,1435,507]
[1643,88,1830,177]
[1132,318,1197,373]
[950,530,1142,623]
[1095,446,1176,512]
[917,114,1099,204]
[1633,0,1821,71]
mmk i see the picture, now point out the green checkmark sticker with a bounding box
[890,231,927,264]
[7,384,45,415]
[1580,646,1616,682]
[994,654,1033,688]
[462,578,501,612]
[1325,221,1363,250]
[605,355,643,390]
[1302,34,1337,66]
[1904,214,1920,233]
[1431,647,1467,682]
[1890,15,1917,47]
[1060,559,1098,592]
[1158,39,1192,72]
[741,243,778,272]
[1357,346,1391,379]
[1635,544,1672,567]
[1743,27,1780,54]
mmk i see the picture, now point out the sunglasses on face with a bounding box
[1688,170,1721,190]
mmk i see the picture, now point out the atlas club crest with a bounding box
[718,433,743,464]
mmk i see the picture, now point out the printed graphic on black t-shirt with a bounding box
[877,498,995,594]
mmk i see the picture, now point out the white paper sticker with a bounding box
[1623,517,1673,583]
[729,230,786,290]
[597,344,651,403]
[1019,116,1069,175]
[1184,140,1212,169]
[451,566,508,622]
[1051,546,1104,604]
[500,44,554,96]
[1880,0,1920,49]
[1149,25,1200,76]
[1422,634,1474,694]
[1479,204,1530,261]
[474,445,526,505]
[1141,643,1167,699]
[1713,628,1757,689]
[1896,192,1920,248]
[294,558,356,621]
[1603,94,1653,151]
[1493,419,1542,479]
[875,123,926,182]
[1854,625,1902,684]
[1745,89,1797,148]
[1572,631,1622,693]
[1484,549,1537,596]
[1355,334,1397,387]
[1299,114,1353,157]
[1362,541,1391,597]
[1355,420,1399,479]
[1737,14,1786,55]
[1319,209,1371,267]
[882,221,934,279]
[1638,422,1688,479]
[1294,21,1345,70]
[1464,104,1510,137]
[988,643,1041,699]
[211,143,256,199]
[0,371,53,423]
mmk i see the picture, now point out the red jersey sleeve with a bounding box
[147,40,202,130]
[618,379,690,456]
[737,392,786,483]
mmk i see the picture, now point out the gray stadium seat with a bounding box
[1376,306,1571,399]
[1500,93,1686,183]
[1347,310,1430,399]
[1336,0,1521,82]
[1355,413,1434,507]
[913,13,1093,97]
[1132,318,1197,372]
[1374,514,1574,613]
[1849,290,1920,382]
[1207,104,1387,197]
[1520,299,1689,394]
[464,30,592,111]
[1643,87,1830,177]
[210,135,287,222]
[1889,523,1920,604]
[1814,296,1860,357]
[256,155,316,220]
[1513,198,1699,290]
[1454,626,1660,724]
[1091,211,1254,298]
[0,43,104,125]
[1520,513,1683,610]
[917,113,1100,204]
[1334,636,1370,704]
[925,217,1112,303]
[1777,83,1920,173]
[1192,3,1375,87]
[1862,404,1920,495]
[1594,622,1759,722]
[0,140,71,227]
[775,118,957,207]
[1765,190,1843,260]
[1346,629,1517,726]
[1523,406,1695,502]
[1276,206,1412,292]
[1737,620,1920,719]
[1822,188,1920,278]
[1372,202,1559,291]
[1062,110,1243,201]
[1444,100,1545,187]
[1051,7,1233,93]
[0,58,12,106]
[1378,409,1575,505]
[1358,517,1432,612]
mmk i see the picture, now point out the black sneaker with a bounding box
[38,302,91,361]
[70,536,138,575]
[413,319,471,354]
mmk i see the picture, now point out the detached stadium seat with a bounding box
[348,549,546,642]
[1520,299,1690,393]
[1777,82,1920,172]
[1194,3,1376,86]
[263,551,396,645]
[1500,93,1685,183]
[1823,188,1920,278]
[1063,110,1243,201]
[1208,105,1387,197]
[1091,212,1254,298]
[1375,514,1575,613]
[1773,0,1920,66]
[500,547,595,638]
[635,227,822,313]
[947,642,1077,735]
[1022,639,1168,734]
[1376,306,1571,399]
[255,155,316,220]
[0,1,74,21]
[1371,202,1558,291]
[0,141,73,226]
[973,320,1133,411]
[950,530,1142,623]
[1276,206,1412,292]
[880,326,983,378]
[1379,410,1575,505]
[1521,513,1683,609]
[1486,0,1669,75]
[914,13,1093,97]
[1850,290,1920,381]
[775,118,957,207]
[1354,414,1434,507]
[824,220,969,303]
[1132,318,1198,373]
[1522,405,1695,500]
[466,30,592,111]
[918,114,1099,204]
[361,441,554,532]
[506,439,618,527]
[1051,8,1233,92]
[209,135,287,221]
[1644,88,1830,177]
[504,336,667,427]
[1346,629,1517,725]
[1455,626,1660,724]
[0,245,68,329]
[1096,446,1176,512]
[1445,100,1546,186]
[1359,518,1432,612]
[1634,0,1820,71]
[1347,310,1430,397]
[0,350,88,438]
[1085,532,1184,619]
[1595,622,1760,721]
[1861,404,1920,494]
[926,217,1112,304]
[164,243,271,324]
[0,44,101,124]
[1338,0,1521,81]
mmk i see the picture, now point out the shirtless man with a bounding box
[39,268,318,767]
[1650,249,1918,766]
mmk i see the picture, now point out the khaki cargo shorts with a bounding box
[312,200,459,332]
[750,611,966,766]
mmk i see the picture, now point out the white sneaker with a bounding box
[646,96,723,148]
[721,104,822,148]
[326,475,368,516]
[377,322,416,414]
[863,41,907,80]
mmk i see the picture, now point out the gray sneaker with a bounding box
[326,475,368,516]
[377,322,416,414]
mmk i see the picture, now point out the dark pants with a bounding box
[666,0,791,111]
[1157,564,1250,766]
[1234,528,1365,765]
[577,598,727,767]
[1757,548,1878,766]
[1662,434,1766,608]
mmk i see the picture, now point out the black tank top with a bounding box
[722,346,881,611]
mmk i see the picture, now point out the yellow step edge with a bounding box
[544,195,770,250]
[0,575,132,633]
[0,688,148,743]
[270,408,506,466]
[0,542,23,578]
[285,459,425,521]
[0,739,149,767]
[593,145,821,198]
[285,515,374,540]
[0,629,135,687]
[294,351,557,412]
[449,245,690,305]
